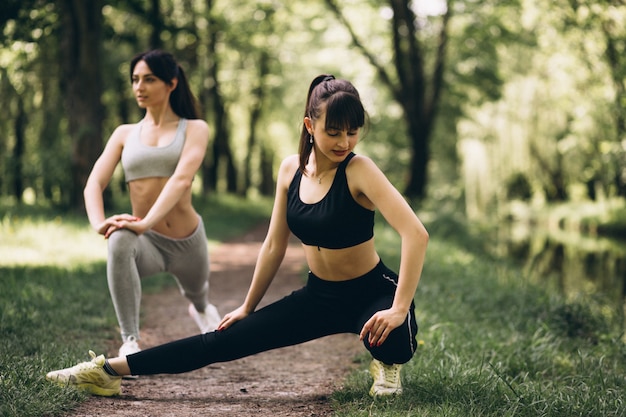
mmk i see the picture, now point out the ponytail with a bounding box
[298,75,336,173]
[298,75,365,174]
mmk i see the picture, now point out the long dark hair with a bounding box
[298,74,366,174]
[130,50,201,119]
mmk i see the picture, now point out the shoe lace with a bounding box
[383,364,400,385]
[70,351,99,372]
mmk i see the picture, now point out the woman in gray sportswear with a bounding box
[82,50,221,358]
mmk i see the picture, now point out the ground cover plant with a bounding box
[1,197,624,416]
[331,214,626,416]
[0,195,273,417]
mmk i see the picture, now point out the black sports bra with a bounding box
[286,152,375,249]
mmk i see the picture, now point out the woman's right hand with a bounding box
[96,214,140,238]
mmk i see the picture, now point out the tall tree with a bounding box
[0,68,26,201]
[575,0,626,196]
[244,50,270,195]
[12,95,26,201]
[57,0,105,210]
[148,0,164,49]
[202,0,237,193]
[37,32,65,204]
[325,0,451,199]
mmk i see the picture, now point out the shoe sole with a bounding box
[47,376,121,397]
[369,388,403,397]
[76,382,121,397]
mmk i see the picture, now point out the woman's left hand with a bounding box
[104,217,148,238]
[116,218,149,236]
[359,308,406,347]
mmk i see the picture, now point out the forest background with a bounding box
[1,0,625,218]
[1,0,626,322]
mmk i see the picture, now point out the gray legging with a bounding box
[106,216,210,341]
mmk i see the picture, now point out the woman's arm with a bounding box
[349,155,429,346]
[83,125,132,235]
[218,156,296,330]
[121,120,209,234]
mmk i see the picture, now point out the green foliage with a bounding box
[1,0,625,211]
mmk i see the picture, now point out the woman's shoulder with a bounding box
[185,118,209,133]
[108,123,139,145]
[345,153,386,189]
[113,122,139,134]
[346,153,377,172]
[278,154,299,173]
[185,118,209,128]
[275,155,299,186]
[182,119,210,145]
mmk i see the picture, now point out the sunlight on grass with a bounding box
[0,215,107,267]
[0,194,274,268]
[1,194,274,417]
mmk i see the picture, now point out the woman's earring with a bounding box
[309,133,314,144]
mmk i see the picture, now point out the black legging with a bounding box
[127,260,418,375]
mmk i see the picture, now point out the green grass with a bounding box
[0,194,273,417]
[1,195,625,416]
[331,218,626,416]
[0,265,116,416]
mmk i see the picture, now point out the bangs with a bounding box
[323,91,365,131]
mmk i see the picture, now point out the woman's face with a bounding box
[131,60,175,109]
[306,108,360,163]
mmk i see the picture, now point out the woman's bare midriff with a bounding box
[127,177,199,238]
[303,238,380,281]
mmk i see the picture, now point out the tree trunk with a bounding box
[38,39,64,204]
[601,21,626,197]
[259,145,275,196]
[148,0,163,50]
[405,116,430,199]
[325,0,450,200]
[202,0,237,194]
[244,51,270,195]
[58,0,105,211]
[12,96,25,202]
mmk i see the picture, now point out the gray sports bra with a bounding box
[121,118,187,182]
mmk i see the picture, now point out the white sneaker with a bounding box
[118,335,141,357]
[369,358,403,397]
[188,303,221,333]
[118,336,140,379]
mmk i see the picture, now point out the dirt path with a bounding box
[70,222,363,417]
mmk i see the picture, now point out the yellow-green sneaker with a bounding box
[369,358,403,397]
[46,350,121,397]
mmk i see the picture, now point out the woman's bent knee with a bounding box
[107,229,139,256]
